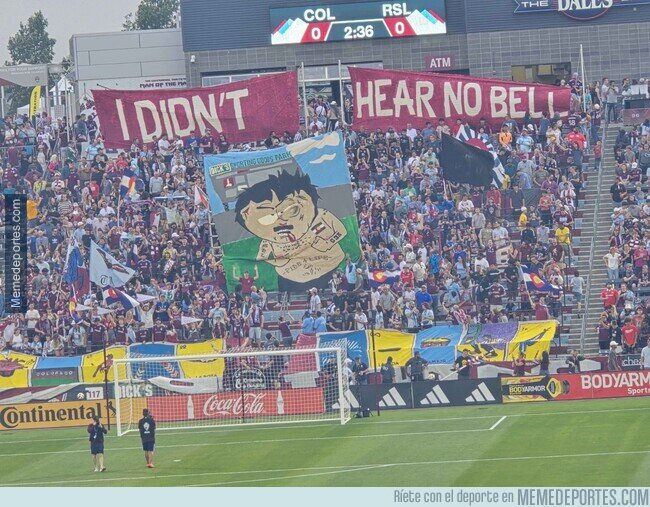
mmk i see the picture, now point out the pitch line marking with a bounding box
[187,464,391,487]
[489,416,507,431]
[0,405,646,446]
[0,427,493,458]
[1,449,649,487]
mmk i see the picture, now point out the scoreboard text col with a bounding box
[270,0,447,45]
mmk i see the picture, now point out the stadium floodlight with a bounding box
[112,346,350,436]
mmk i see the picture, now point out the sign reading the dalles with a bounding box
[513,0,650,20]
[348,67,570,131]
[93,72,300,150]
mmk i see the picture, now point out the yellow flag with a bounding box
[80,346,127,383]
[177,339,225,378]
[505,321,557,361]
[0,352,38,388]
[368,329,415,369]
[29,85,41,117]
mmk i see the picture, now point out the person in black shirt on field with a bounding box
[405,351,427,382]
[380,356,396,384]
[87,414,107,472]
[138,409,156,468]
[453,350,472,378]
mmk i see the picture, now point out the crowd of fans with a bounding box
[598,121,650,354]
[0,75,642,365]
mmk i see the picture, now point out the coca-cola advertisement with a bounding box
[147,388,325,421]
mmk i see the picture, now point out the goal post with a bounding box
[112,346,351,436]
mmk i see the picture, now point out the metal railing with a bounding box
[579,124,608,353]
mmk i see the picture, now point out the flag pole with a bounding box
[579,44,587,113]
[518,264,534,319]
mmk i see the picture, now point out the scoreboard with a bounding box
[270,0,447,45]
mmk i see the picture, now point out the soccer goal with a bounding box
[112,346,350,436]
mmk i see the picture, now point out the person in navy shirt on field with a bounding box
[87,414,107,472]
[138,409,156,468]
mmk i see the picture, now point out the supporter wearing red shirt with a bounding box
[621,319,639,353]
[600,283,619,309]
[535,297,550,320]
[566,127,586,150]
[400,267,414,287]
[486,186,501,208]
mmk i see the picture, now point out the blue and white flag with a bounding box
[63,238,84,285]
[89,240,135,288]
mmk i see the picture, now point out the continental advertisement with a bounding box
[0,400,105,431]
[502,371,650,403]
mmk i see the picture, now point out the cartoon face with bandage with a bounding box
[234,169,346,290]
[235,170,319,245]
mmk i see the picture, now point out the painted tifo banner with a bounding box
[205,131,361,292]
[413,325,463,364]
[0,352,38,389]
[80,345,127,384]
[505,321,557,361]
[93,71,299,149]
[129,343,179,381]
[457,322,518,361]
[348,67,571,130]
[319,330,369,366]
[31,356,82,386]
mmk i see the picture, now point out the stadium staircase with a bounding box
[567,122,620,356]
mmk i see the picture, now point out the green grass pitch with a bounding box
[0,397,648,487]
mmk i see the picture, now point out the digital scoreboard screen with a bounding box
[270,0,447,45]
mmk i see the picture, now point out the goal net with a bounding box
[112,346,350,436]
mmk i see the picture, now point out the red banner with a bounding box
[147,388,325,421]
[552,371,650,400]
[348,67,571,130]
[93,72,300,149]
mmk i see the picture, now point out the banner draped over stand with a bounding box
[348,67,571,130]
[93,71,299,149]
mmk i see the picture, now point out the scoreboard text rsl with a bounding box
[270,0,447,45]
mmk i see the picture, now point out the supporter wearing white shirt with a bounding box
[98,204,115,217]
[405,123,417,141]
[11,329,24,351]
[492,222,509,247]
[474,254,489,274]
[457,196,475,218]
[158,135,172,157]
[641,339,650,369]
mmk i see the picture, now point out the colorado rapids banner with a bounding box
[348,67,571,130]
[93,71,299,149]
[204,131,361,292]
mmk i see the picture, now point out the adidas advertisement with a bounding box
[412,379,502,408]
[332,384,413,411]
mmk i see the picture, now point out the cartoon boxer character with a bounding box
[234,169,346,292]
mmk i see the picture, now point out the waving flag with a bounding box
[368,269,401,288]
[63,238,84,285]
[69,289,80,322]
[194,185,210,209]
[102,286,140,311]
[520,265,561,294]
[89,240,135,288]
[456,125,506,187]
[120,168,137,198]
